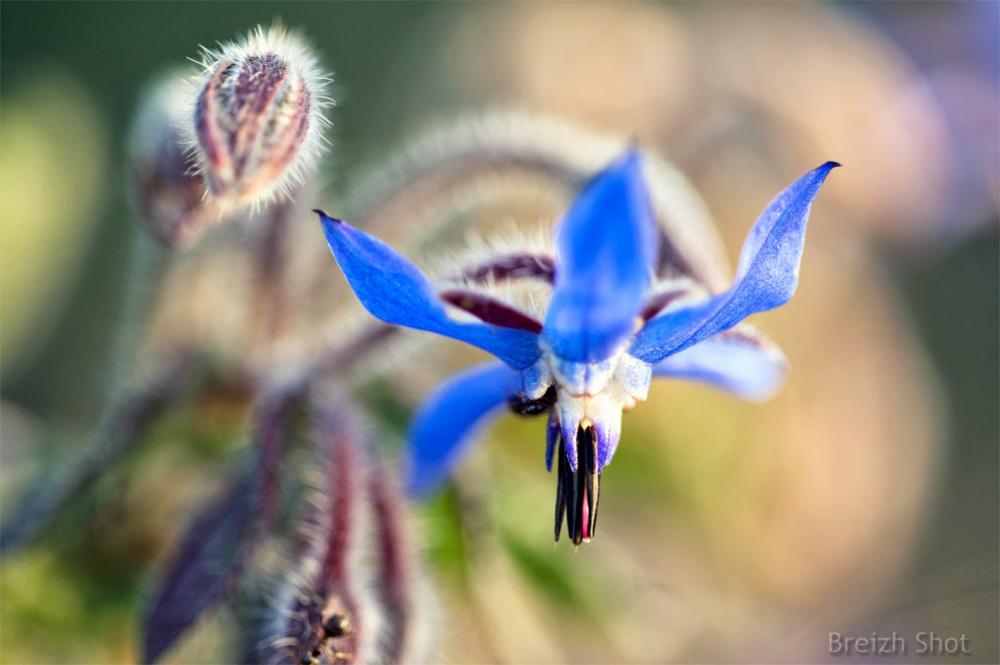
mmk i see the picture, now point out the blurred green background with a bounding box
[1,2,997,664]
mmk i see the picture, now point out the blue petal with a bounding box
[652,330,787,401]
[318,211,541,369]
[594,420,621,472]
[543,149,657,362]
[559,418,579,471]
[629,161,838,363]
[406,362,520,497]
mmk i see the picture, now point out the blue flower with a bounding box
[316,150,838,544]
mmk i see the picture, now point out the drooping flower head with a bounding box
[317,150,837,544]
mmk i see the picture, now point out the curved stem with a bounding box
[343,115,728,290]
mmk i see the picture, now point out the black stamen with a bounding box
[590,473,601,538]
[584,468,595,523]
[554,437,568,542]
[552,425,602,545]
[582,427,596,474]
[508,385,557,417]
[569,450,582,543]
[323,612,349,638]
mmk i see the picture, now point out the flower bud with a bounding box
[128,71,227,246]
[192,25,330,209]
[241,401,437,665]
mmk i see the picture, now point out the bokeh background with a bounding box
[1,2,997,664]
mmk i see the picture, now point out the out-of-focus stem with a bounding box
[108,230,172,384]
[252,200,296,354]
[141,382,302,664]
[252,382,302,534]
[313,324,398,378]
[342,115,728,290]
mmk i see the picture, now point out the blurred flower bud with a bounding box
[128,71,226,246]
[192,25,330,210]
[241,402,436,665]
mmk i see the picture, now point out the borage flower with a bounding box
[316,151,837,545]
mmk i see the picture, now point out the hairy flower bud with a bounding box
[192,25,330,210]
[128,72,227,246]
[242,402,436,665]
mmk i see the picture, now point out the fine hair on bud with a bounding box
[190,24,332,214]
[242,395,437,665]
[247,406,378,665]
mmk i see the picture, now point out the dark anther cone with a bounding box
[554,426,601,545]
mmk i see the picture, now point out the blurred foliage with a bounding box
[0,73,106,375]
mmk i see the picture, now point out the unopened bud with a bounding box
[128,72,227,246]
[241,401,436,665]
[192,25,330,209]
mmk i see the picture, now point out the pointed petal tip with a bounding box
[807,159,843,183]
[594,424,621,472]
[629,159,834,364]
[611,145,643,176]
[314,208,343,228]
[801,160,839,193]
[815,161,841,177]
[584,145,643,190]
[318,216,540,368]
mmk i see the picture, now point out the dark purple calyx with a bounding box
[640,288,688,321]
[441,289,543,333]
[655,227,700,280]
[461,253,555,284]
